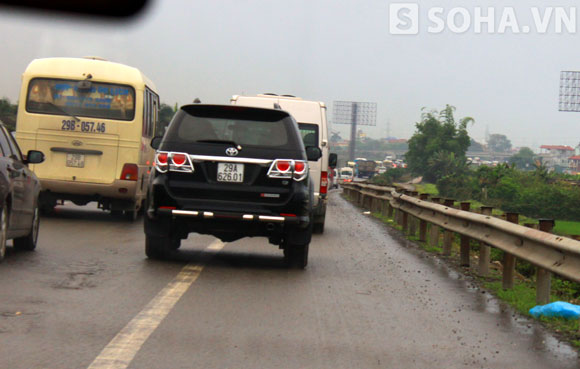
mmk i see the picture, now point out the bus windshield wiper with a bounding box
[47,102,80,122]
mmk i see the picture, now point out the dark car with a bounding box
[144,104,321,268]
[0,121,45,261]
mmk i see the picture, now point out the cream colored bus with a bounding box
[15,57,160,220]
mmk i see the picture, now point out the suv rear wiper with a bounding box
[196,139,240,148]
[47,102,80,122]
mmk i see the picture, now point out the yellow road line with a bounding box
[87,240,225,369]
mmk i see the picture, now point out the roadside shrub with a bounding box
[371,168,410,186]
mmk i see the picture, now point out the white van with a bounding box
[231,94,333,233]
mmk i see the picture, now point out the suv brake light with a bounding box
[276,160,291,172]
[155,151,194,173]
[121,164,139,181]
[268,160,308,181]
[320,171,328,194]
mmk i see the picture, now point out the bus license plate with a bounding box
[217,163,244,183]
[66,153,85,168]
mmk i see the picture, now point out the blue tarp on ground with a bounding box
[529,301,580,319]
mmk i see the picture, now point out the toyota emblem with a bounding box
[225,147,239,156]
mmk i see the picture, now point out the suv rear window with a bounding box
[164,105,302,149]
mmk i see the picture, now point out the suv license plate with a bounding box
[217,163,244,183]
[66,153,85,168]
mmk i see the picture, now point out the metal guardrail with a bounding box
[342,182,580,304]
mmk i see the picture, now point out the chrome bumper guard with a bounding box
[155,208,303,225]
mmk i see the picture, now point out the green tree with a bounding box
[468,138,484,152]
[0,97,18,131]
[156,103,177,136]
[508,147,536,170]
[488,133,512,152]
[406,105,473,182]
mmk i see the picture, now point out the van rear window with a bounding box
[26,78,136,121]
[298,123,319,148]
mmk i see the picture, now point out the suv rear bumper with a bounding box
[152,208,308,225]
[145,175,313,244]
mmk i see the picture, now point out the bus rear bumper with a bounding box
[39,179,142,210]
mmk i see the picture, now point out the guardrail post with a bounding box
[429,197,441,248]
[363,192,371,209]
[419,194,429,242]
[442,199,455,256]
[402,210,409,233]
[370,194,377,212]
[408,191,419,236]
[460,202,471,267]
[502,212,519,290]
[396,191,407,226]
[380,196,388,217]
[401,191,409,232]
[536,219,554,305]
[478,206,493,276]
[387,198,394,218]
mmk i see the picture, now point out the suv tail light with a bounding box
[268,160,308,181]
[293,161,308,181]
[155,151,194,173]
[121,164,139,181]
[276,160,291,172]
[172,153,187,166]
[320,171,328,194]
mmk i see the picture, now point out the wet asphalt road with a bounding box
[0,191,578,369]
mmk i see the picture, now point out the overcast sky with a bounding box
[1,0,579,150]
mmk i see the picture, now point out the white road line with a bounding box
[87,240,225,369]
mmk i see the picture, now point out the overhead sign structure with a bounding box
[332,101,377,161]
[559,71,580,112]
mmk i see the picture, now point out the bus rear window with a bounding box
[26,78,136,121]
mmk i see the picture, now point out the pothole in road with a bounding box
[54,271,99,290]
[52,261,105,290]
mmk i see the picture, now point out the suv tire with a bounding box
[313,221,325,234]
[284,242,309,269]
[145,234,172,260]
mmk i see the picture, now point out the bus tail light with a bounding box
[320,171,328,194]
[121,164,139,181]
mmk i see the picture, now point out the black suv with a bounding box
[144,104,321,268]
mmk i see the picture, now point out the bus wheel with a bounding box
[110,210,123,217]
[125,209,138,221]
